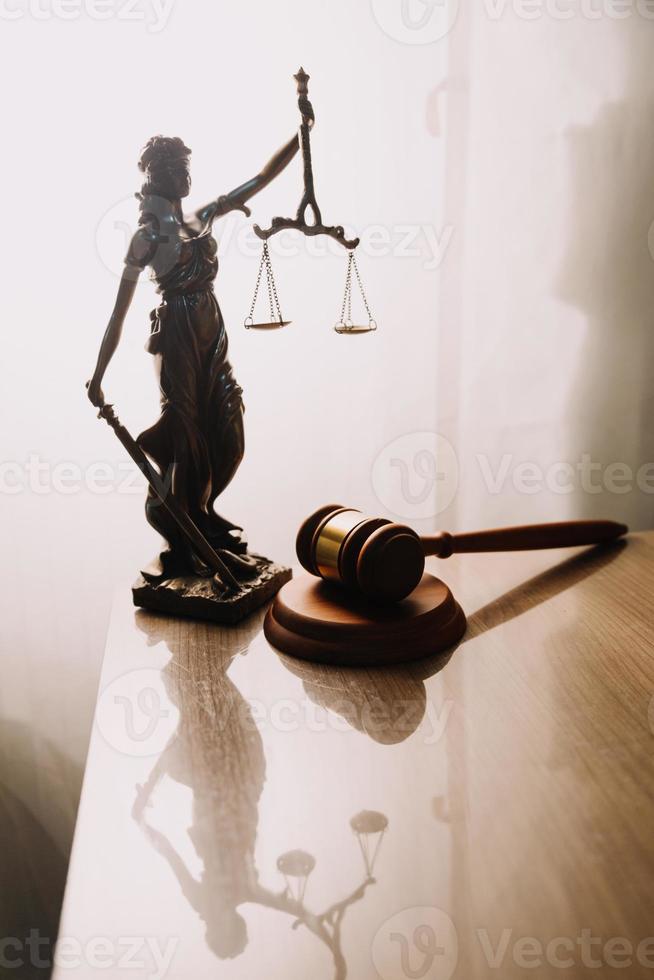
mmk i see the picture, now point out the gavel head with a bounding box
[296,505,426,603]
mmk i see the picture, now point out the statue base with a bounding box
[132,556,292,625]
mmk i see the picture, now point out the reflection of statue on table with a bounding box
[132,612,386,977]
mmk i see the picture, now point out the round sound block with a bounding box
[264,572,467,667]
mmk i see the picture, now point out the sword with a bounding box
[95,401,241,592]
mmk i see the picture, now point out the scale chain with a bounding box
[246,242,285,327]
[340,252,354,327]
[346,255,352,324]
[246,247,267,325]
[338,251,375,331]
[264,243,284,322]
[265,245,275,321]
[351,252,374,324]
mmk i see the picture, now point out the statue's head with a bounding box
[138,135,192,200]
[204,909,248,959]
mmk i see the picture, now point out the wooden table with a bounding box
[54,534,654,979]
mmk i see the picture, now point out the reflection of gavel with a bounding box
[297,505,628,603]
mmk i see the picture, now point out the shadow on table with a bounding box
[278,541,627,745]
[0,720,78,979]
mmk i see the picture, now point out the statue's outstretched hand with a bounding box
[299,95,315,127]
[217,195,251,218]
[86,378,105,409]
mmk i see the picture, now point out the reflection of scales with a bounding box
[277,811,387,901]
[244,68,377,335]
[273,810,387,971]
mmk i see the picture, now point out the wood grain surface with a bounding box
[54,534,654,979]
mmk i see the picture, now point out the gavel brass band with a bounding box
[297,505,426,603]
[315,510,372,580]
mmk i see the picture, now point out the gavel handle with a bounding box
[422,520,628,559]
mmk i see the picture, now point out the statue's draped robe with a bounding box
[129,208,245,576]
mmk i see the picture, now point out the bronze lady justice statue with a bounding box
[87,103,315,621]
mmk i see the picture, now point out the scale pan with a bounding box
[334,321,377,335]
[244,319,291,330]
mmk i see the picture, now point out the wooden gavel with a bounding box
[296,505,628,603]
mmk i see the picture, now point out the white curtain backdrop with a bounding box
[0,0,447,852]
[1,0,653,892]
[438,5,654,533]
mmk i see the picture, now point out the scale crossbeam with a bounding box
[254,216,359,251]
